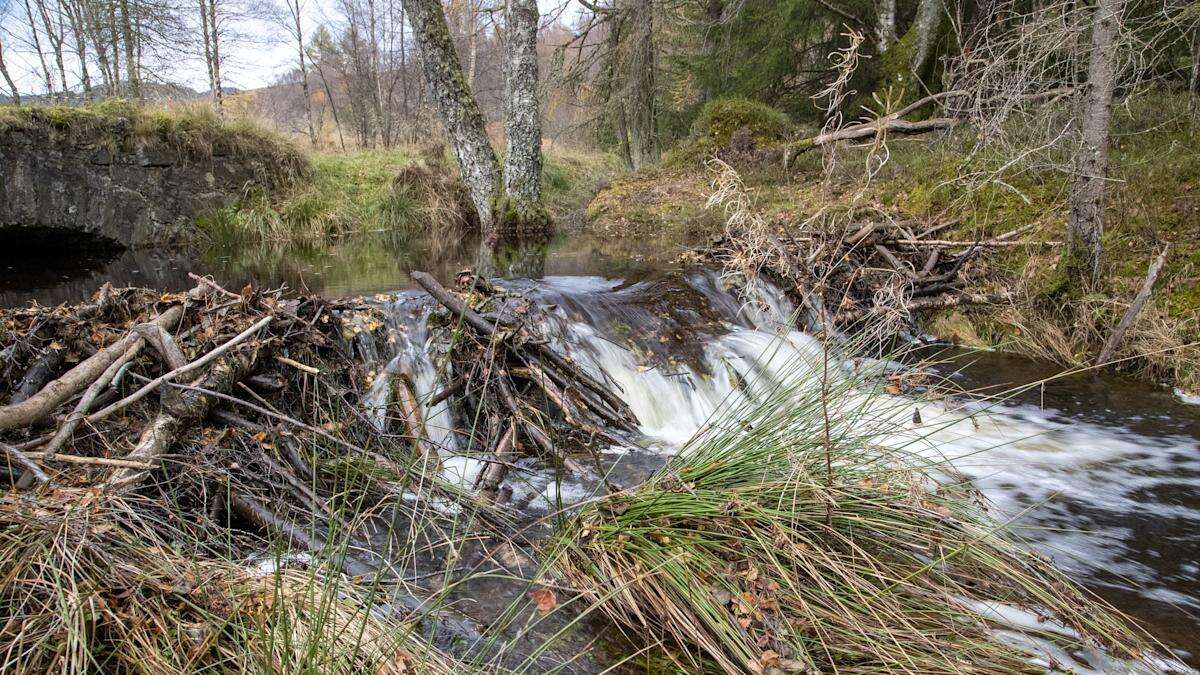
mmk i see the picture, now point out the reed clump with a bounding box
[550,351,1163,673]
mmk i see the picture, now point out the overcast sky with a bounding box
[0,0,577,96]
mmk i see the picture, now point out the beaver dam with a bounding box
[0,262,1197,673]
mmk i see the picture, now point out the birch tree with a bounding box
[0,30,20,104]
[408,0,552,234]
[502,0,543,223]
[280,0,316,143]
[1067,0,1126,285]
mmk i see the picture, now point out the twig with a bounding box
[1,441,51,485]
[276,356,320,375]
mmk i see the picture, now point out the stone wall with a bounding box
[0,120,298,248]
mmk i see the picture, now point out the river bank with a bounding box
[583,93,1200,393]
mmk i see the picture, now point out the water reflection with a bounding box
[475,234,550,278]
[1,229,682,307]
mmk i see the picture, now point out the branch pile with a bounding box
[696,206,1042,338]
[410,271,640,501]
[0,276,497,655]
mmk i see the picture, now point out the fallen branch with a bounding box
[87,315,273,425]
[0,441,50,485]
[0,303,187,432]
[1095,244,1171,367]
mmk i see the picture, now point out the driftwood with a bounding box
[1095,244,1171,367]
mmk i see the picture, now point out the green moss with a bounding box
[692,97,792,147]
[0,100,308,183]
[664,97,793,167]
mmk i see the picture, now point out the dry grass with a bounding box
[0,490,458,674]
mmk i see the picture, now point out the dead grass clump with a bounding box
[0,491,457,674]
[392,142,476,239]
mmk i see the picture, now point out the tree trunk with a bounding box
[64,0,93,100]
[107,0,121,94]
[465,0,478,88]
[877,0,896,50]
[34,0,69,98]
[199,0,215,104]
[406,0,501,233]
[207,0,224,110]
[23,0,56,97]
[118,0,139,99]
[1067,0,1124,286]
[623,0,658,170]
[910,0,944,75]
[0,36,19,105]
[501,0,545,230]
[288,0,317,144]
[313,59,346,151]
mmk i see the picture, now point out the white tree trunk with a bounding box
[877,0,896,50]
[910,0,943,74]
[1067,0,1124,285]
[502,0,544,227]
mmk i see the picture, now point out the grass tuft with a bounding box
[549,343,1162,673]
[0,491,458,674]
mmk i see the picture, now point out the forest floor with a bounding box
[584,94,1200,391]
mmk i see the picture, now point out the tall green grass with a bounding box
[548,338,1164,673]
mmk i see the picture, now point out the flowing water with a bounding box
[364,269,1200,670]
[4,234,1200,669]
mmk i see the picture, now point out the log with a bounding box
[836,291,1014,323]
[8,347,64,406]
[87,315,272,425]
[40,341,143,460]
[1095,244,1170,367]
[0,303,187,433]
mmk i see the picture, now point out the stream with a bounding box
[4,234,1200,669]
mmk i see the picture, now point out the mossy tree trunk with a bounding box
[408,0,549,238]
[501,0,546,229]
[622,0,658,170]
[1067,0,1124,286]
[406,0,502,233]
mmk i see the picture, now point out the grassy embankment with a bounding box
[586,95,1200,390]
[0,99,309,184]
[198,142,623,246]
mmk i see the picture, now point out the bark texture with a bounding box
[501,0,544,226]
[622,0,658,170]
[910,0,944,74]
[877,0,896,50]
[406,0,502,233]
[1067,0,1124,285]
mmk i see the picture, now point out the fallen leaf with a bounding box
[529,587,557,615]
